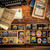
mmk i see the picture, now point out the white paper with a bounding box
[12,8,23,19]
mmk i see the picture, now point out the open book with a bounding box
[0,7,16,30]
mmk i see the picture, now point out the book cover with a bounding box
[32,0,48,19]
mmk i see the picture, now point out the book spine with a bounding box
[30,0,35,7]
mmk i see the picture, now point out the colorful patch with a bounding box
[8,38,14,44]
[8,31,12,37]
[31,31,36,36]
[36,30,42,37]
[13,32,17,37]
[18,25,24,30]
[26,36,30,43]
[26,30,30,36]
[32,24,37,30]
[43,24,48,30]
[3,31,8,37]
[37,24,43,30]
[31,37,36,43]
[42,31,47,37]
[2,38,8,44]
[42,38,47,43]
[18,31,24,38]
[19,37,24,43]
[26,24,31,29]
[37,38,42,44]
[11,25,17,30]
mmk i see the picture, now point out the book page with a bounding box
[0,7,5,18]
[0,8,16,30]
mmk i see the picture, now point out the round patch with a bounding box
[36,30,42,37]
[31,31,36,36]
[37,38,42,44]
[19,37,24,43]
[42,38,47,43]
[2,38,8,44]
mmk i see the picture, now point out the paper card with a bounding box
[12,8,23,19]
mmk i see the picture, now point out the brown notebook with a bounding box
[0,8,16,30]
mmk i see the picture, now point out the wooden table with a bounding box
[9,0,50,24]
[0,0,50,50]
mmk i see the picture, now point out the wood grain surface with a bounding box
[0,0,50,50]
[9,0,50,24]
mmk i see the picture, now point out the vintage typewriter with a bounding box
[0,0,27,7]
